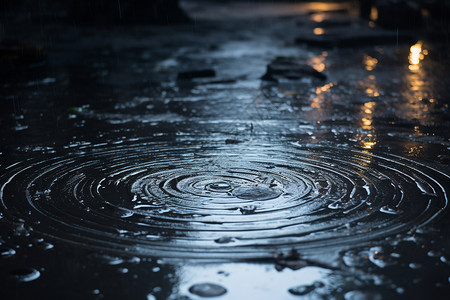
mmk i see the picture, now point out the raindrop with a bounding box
[0,247,16,257]
[440,256,449,264]
[9,268,40,282]
[189,283,227,298]
[92,289,100,295]
[147,294,156,300]
[409,263,421,269]
[37,241,54,250]
[427,250,441,257]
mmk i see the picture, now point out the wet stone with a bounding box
[188,283,227,298]
[9,268,40,282]
[262,58,326,82]
[232,186,282,201]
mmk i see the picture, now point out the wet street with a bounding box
[1,1,450,299]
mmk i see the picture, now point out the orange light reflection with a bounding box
[363,54,378,71]
[313,28,325,35]
[307,51,327,73]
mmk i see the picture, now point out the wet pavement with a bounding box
[1,1,450,299]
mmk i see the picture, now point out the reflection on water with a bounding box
[310,82,334,109]
[311,13,325,23]
[370,6,378,21]
[313,28,325,35]
[358,74,381,98]
[408,41,426,72]
[173,263,331,300]
[307,51,327,73]
[356,101,377,150]
[305,2,351,12]
[363,54,378,71]
[400,42,436,125]
[369,6,378,27]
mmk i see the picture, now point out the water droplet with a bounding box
[38,242,54,250]
[152,267,160,272]
[288,284,316,296]
[118,267,128,274]
[147,294,156,300]
[380,206,402,215]
[0,247,16,257]
[206,182,232,192]
[92,289,100,295]
[409,263,421,269]
[232,186,282,201]
[369,247,397,268]
[427,250,441,257]
[10,268,40,282]
[189,283,227,297]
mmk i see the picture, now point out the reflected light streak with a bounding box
[370,6,378,21]
[306,2,348,12]
[363,55,378,71]
[358,75,381,98]
[408,41,427,72]
[311,82,334,108]
[356,101,377,150]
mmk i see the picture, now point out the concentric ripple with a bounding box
[0,142,448,259]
